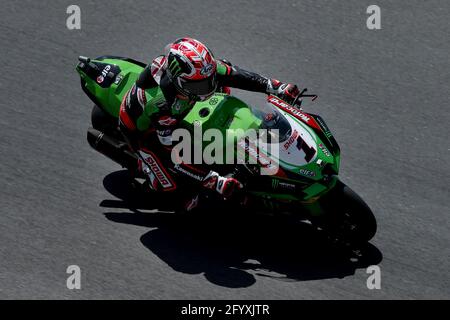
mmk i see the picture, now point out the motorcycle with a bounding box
[76,55,377,247]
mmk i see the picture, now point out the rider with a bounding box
[119,37,301,207]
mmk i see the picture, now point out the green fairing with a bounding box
[77,57,341,215]
[77,58,143,117]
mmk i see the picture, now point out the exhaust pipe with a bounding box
[87,128,138,169]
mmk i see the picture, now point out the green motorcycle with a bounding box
[76,55,377,245]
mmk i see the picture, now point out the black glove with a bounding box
[202,171,243,199]
[267,79,301,105]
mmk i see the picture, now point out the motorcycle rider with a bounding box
[119,37,301,208]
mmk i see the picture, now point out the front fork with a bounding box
[300,175,340,217]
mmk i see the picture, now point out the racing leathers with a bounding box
[118,56,300,199]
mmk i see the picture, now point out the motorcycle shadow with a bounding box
[101,170,383,289]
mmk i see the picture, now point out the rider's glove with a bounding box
[202,170,243,199]
[267,79,301,105]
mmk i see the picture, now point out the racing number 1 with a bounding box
[296,136,315,162]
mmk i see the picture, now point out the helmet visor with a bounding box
[178,75,216,98]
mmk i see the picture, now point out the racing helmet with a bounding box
[164,37,218,101]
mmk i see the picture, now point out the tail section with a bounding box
[76,55,146,117]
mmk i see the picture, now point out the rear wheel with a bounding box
[91,105,118,135]
[319,181,377,245]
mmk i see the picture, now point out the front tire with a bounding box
[321,181,377,245]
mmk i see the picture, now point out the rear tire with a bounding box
[91,105,118,135]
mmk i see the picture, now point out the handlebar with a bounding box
[293,88,318,109]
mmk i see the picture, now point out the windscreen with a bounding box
[251,102,292,143]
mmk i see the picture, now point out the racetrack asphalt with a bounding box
[0,0,449,299]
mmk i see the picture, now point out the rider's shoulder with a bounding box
[150,55,167,85]
[216,59,233,76]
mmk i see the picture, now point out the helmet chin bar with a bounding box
[175,77,217,102]
[195,84,217,101]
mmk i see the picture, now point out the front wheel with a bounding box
[319,181,377,245]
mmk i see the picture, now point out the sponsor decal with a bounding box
[272,179,279,189]
[156,129,173,137]
[200,63,214,75]
[283,130,299,150]
[299,168,316,177]
[96,65,112,84]
[236,139,277,172]
[142,166,158,191]
[95,64,122,87]
[114,75,123,85]
[169,58,182,76]
[101,64,111,78]
[209,97,219,105]
[173,100,182,111]
[319,143,330,157]
[269,96,310,121]
[315,116,332,137]
[272,179,296,191]
[158,116,177,126]
[279,182,296,191]
[141,151,175,190]
[268,96,320,130]
[174,164,204,181]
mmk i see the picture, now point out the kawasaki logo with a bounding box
[174,164,203,182]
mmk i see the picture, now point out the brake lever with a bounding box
[293,88,318,110]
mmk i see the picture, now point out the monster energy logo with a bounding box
[169,58,182,76]
[315,116,332,138]
[272,179,279,189]
[272,179,296,191]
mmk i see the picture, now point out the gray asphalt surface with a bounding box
[1,0,449,299]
